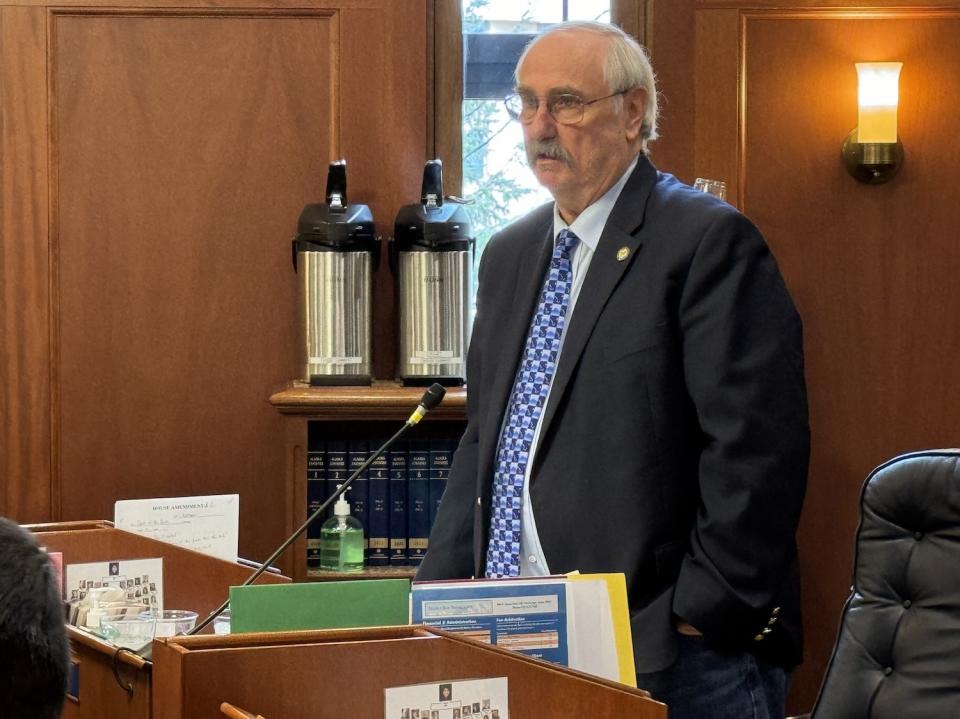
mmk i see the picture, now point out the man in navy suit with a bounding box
[418,21,809,719]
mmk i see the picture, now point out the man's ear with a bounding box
[623,87,646,141]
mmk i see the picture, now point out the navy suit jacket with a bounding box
[417,156,809,673]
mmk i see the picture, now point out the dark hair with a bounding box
[0,518,70,719]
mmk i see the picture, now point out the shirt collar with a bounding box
[553,153,640,252]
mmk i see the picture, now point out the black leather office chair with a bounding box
[808,449,960,718]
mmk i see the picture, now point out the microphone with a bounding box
[183,383,447,640]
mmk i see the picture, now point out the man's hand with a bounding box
[675,620,703,637]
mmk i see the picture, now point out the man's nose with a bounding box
[527,101,557,137]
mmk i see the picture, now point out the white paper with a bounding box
[115,494,239,562]
[385,677,508,719]
[565,578,618,681]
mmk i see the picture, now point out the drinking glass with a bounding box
[213,609,231,635]
[693,177,727,201]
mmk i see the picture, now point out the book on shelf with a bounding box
[429,437,453,529]
[325,439,349,521]
[306,431,459,571]
[347,440,370,555]
[406,439,431,566]
[388,440,409,566]
[306,435,326,570]
[367,437,390,566]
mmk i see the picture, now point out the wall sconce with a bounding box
[842,62,904,184]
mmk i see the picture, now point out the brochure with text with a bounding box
[412,579,568,665]
[411,573,635,687]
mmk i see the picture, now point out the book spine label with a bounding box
[367,438,390,566]
[388,441,408,565]
[407,439,431,565]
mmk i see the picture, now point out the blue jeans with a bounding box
[635,635,788,719]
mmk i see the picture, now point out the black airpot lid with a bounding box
[292,160,379,271]
[393,159,474,252]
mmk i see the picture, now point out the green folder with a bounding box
[229,578,410,633]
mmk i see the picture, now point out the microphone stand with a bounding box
[185,383,447,638]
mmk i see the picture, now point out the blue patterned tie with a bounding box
[485,229,579,578]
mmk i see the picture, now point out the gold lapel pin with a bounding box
[616,246,630,262]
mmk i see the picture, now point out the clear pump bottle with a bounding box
[319,487,364,572]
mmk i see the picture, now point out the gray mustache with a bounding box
[526,138,571,165]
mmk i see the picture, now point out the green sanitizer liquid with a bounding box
[319,491,365,572]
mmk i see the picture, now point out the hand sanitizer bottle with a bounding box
[319,487,364,572]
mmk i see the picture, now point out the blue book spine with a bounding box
[367,438,390,566]
[347,440,370,558]
[388,441,409,566]
[429,438,453,532]
[407,439,431,565]
[325,440,349,521]
[306,436,326,570]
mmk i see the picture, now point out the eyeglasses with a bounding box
[504,90,628,125]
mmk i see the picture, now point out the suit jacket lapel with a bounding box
[476,218,555,488]
[535,158,658,461]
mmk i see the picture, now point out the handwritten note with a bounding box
[115,494,239,562]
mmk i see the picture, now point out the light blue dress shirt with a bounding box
[517,154,640,576]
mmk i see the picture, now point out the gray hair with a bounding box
[516,21,659,151]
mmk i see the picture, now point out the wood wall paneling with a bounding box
[432,0,462,195]
[698,0,960,7]
[694,8,741,206]
[0,6,52,520]
[337,5,429,380]
[644,0,697,182]
[679,4,960,710]
[650,1,960,710]
[53,10,334,564]
[1,1,430,572]
[740,10,960,706]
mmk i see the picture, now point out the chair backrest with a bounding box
[810,449,960,719]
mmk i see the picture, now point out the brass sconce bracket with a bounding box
[841,129,904,184]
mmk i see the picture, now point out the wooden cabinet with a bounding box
[269,381,466,581]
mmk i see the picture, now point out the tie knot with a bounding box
[555,229,579,255]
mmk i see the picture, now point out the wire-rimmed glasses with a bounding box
[504,90,627,125]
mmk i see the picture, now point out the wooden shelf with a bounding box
[270,381,467,581]
[269,380,467,420]
[306,566,417,581]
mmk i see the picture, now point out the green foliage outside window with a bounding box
[462,0,540,261]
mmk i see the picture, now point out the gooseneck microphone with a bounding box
[184,383,447,639]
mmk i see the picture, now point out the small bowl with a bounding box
[98,613,156,650]
[139,609,198,637]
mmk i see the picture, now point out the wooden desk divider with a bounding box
[25,521,290,719]
[151,626,667,719]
